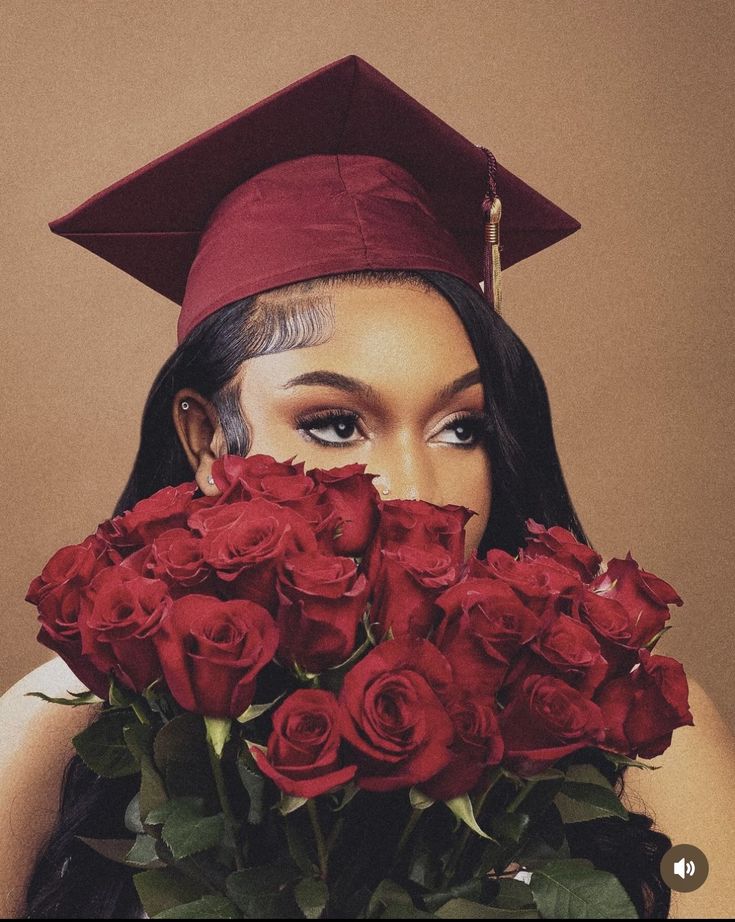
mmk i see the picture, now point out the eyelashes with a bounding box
[295,407,494,449]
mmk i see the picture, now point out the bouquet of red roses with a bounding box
[26,453,693,919]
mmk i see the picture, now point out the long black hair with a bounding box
[25,270,672,918]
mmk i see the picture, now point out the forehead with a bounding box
[239,283,481,401]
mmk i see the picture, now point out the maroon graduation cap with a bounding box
[48,54,580,344]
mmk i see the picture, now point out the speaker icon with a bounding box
[673,858,696,879]
[661,844,708,892]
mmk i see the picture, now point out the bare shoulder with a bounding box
[0,657,103,918]
[621,675,735,919]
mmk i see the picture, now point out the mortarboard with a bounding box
[48,55,580,344]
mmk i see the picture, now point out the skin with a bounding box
[173,283,493,558]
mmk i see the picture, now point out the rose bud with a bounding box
[275,552,369,673]
[589,553,683,649]
[361,499,475,586]
[596,649,694,759]
[370,545,461,640]
[248,689,357,798]
[418,694,504,801]
[434,579,540,697]
[308,462,380,556]
[154,594,279,718]
[520,518,603,583]
[190,498,317,609]
[338,638,455,792]
[78,567,171,694]
[499,673,606,776]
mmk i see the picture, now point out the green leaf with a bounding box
[278,793,308,816]
[284,814,317,875]
[125,834,164,868]
[554,783,629,823]
[562,764,612,787]
[435,899,539,919]
[123,722,155,761]
[154,714,218,803]
[226,865,302,917]
[109,674,137,709]
[488,810,530,843]
[493,879,537,910]
[294,877,329,919]
[328,780,360,812]
[147,796,225,860]
[24,690,103,706]
[444,794,499,842]
[421,879,483,911]
[73,710,139,778]
[133,867,208,917]
[205,716,232,758]
[366,879,432,918]
[409,787,436,810]
[530,859,638,919]
[76,836,137,865]
[601,750,660,771]
[236,693,286,724]
[153,895,241,918]
[139,753,169,821]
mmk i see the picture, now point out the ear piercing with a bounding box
[382,488,390,495]
[207,475,215,485]
[181,400,190,410]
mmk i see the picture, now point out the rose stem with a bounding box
[207,740,245,871]
[506,778,540,814]
[307,799,329,880]
[442,766,505,886]
[392,807,423,869]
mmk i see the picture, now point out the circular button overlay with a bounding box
[660,844,709,893]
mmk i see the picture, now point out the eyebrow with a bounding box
[279,368,482,407]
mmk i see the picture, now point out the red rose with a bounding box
[362,499,475,585]
[596,649,694,759]
[26,535,107,607]
[309,462,380,556]
[79,568,171,693]
[418,694,504,801]
[469,550,583,615]
[248,689,357,798]
[434,579,540,697]
[369,545,461,640]
[571,588,651,679]
[211,453,325,522]
[504,612,609,698]
[275,552,369,672]
[96,482,197,553]
[338,638,455,791]
[155,595,279,717]
[589,553,683,649]
[140,528,213,592]
[190,498,317,609]
[520,519,603,583]
[499,673,606,776]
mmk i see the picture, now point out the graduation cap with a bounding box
[49,54,580,344]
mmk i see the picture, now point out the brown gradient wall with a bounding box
[2,1,733,728]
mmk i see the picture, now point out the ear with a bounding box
[172,389,225,496]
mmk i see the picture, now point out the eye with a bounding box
[434,411,494,449]
[296,409,364,448]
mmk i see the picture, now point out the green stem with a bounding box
[207,741,244,871]
[325,814,345,856]
[131,700,150,725]
[308,799,329,881]
[507,778,540,814]
[394,807,423,865]
[442,767,505,887]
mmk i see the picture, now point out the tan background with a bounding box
[2,1,733,728]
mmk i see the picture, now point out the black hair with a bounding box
[25,270,672,918]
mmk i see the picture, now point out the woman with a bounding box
[2,55,734,918]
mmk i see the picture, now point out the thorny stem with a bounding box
[308,799,329,881]
[207,741,245,871]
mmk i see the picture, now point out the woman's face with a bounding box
[232,283,492,557]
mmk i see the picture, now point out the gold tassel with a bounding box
[482,195,502,314]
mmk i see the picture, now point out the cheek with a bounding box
[443,453,492,560]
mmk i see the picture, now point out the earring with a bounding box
[382,487,390,495]
[180,400,190,410]
[207,475,215,485]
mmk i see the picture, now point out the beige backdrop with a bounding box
[2,1,733,728]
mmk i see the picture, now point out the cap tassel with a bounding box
[478,146,502,314]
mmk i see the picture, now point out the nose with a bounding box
[371,435,441,505]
